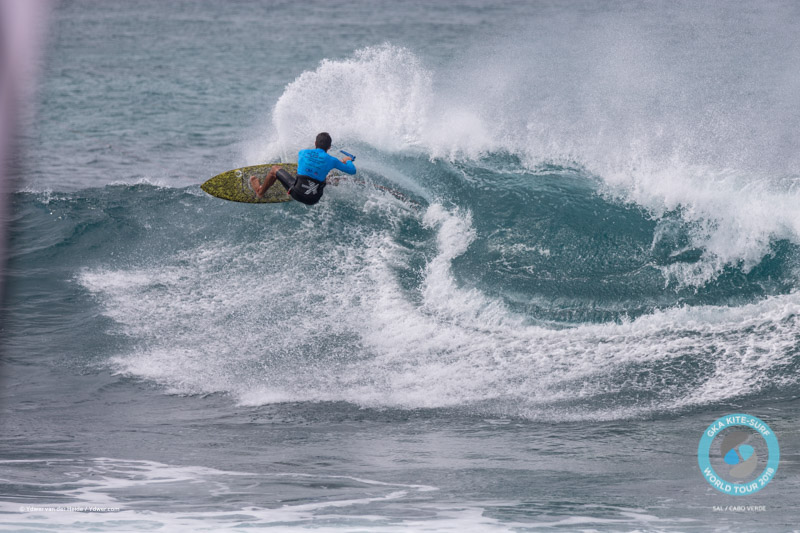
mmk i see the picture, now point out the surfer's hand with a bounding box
[341,156,352,163]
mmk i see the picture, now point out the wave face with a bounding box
[12,1,800,422]
[13,158,799,422]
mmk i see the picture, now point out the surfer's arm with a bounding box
[333,158,356,175]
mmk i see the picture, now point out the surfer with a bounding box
[249,132,356,205]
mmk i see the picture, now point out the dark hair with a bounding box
[315,132,332,151]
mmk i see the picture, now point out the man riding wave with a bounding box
[250,132,356,205]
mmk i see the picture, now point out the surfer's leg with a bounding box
[274,168,296,192]
[250,166,281,198]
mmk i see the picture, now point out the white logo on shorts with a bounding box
[301,182,319,195]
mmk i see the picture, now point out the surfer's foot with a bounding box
[249,176,264,198]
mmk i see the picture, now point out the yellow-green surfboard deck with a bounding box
[201,163,297,203]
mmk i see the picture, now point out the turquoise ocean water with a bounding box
[2,1,800,530]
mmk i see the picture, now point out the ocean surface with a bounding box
[2,1,800,531]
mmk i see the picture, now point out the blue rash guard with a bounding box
[297,148,356,181]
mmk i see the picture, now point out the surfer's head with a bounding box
[315,132,332,152]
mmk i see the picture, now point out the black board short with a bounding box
[275,168,325,205]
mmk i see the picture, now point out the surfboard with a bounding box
[202,162,419,208]
[201,163,297,203]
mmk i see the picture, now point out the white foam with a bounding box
[0,457,446,532]
[79,199,800,421]
[0,457,699,532]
